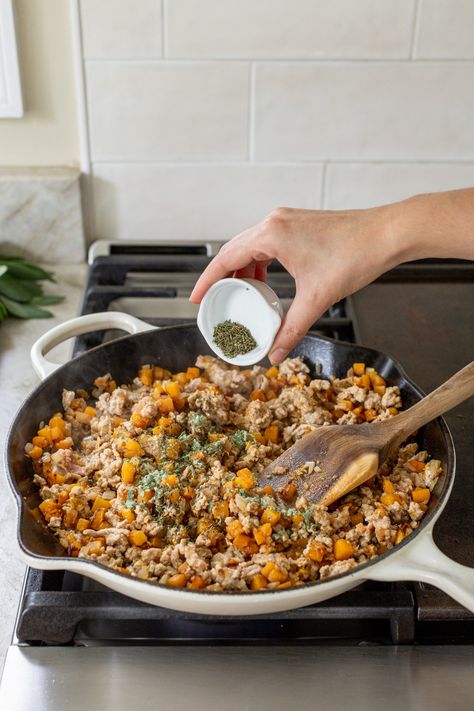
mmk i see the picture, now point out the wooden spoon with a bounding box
[257,361,474,507]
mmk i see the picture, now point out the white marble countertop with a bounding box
[0,263,87,674]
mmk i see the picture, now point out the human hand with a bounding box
[190,205,402,363]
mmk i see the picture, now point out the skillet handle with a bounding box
[369,526,474,613]
[31,311,156,380]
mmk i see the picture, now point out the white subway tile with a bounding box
[325,163,474,209]
[80,0,162,59]
[92,163,322,240]
[86,62,249,161]
[415,0,474,58]
[254,62,474,160]
[166,0,415,59]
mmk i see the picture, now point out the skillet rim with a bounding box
[5,323,456,598]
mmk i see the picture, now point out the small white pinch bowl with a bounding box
[197,278,283,366]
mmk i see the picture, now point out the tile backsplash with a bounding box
[79,0,474,243]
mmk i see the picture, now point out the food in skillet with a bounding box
[26,357,442,591]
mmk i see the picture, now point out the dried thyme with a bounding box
[212,319,257,358]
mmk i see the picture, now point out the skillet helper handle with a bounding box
[390,361,474,443]
[31,311,156,380]
[369,527,474,613]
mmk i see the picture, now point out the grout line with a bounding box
[90,159,474,167]
[82,57,474,65]
[320,163,327,209]
[248,63,255,161]
[410,0,423,60]
[69,0,95,245]
[161,0,167,58]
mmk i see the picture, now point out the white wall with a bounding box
[79,0,474,242]
[0,0,79,166]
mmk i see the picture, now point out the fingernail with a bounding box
[269,348,285,364]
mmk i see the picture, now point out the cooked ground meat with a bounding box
[26,358,442,592]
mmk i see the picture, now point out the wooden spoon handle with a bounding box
[392,361,474,442]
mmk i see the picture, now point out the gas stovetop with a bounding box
[2,241,474,711]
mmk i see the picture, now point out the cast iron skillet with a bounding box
[5,312,474,615]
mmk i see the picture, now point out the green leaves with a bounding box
[0,256,64,322]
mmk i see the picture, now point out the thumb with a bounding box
[269,288,326,364]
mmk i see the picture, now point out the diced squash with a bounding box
[262,562,288,583]
[63,509,79,528]
[260,485,275,497]
[350,512,364,525]
[253,522,272,545]
[139,366,153,386]
[50,426,64,441]
[369,372,386,388]
[250,389,266,402]
[252,431,265,444]
[197,518,212,535]
[86,539,105,556]
[173,372,189,385]
[128,530,148,546]
[233,533,252,550]
[157,396,175,414]
[261,509,281,526]
[334,539,354,561]
[84,406,97,417]
[32,435,49,448]
[292,513,304,526]
[153,366,164,380]
[212,500,229,519]
[306,542,325,562]
[124,439,144,458]
[121,461,136,484]
[121,507,135,523]
[226,519,244,539]
[408,460,425,472]
[49,414,64,430]
[91,496,112,512]
[169,490,180,504]
[352,363,366,376]
[187,367,200,379]
[338,399,354,411]
[39,499,59,522]
[265,365,279,379]
[235,467,254,490]
[37,426,52,442]
[412,487,430,504]
[264,424,279,444]
[90,509,105,530]
[188,576,206,590]
[166,439,181,460]
[28,445,43,460]
[76,517,89,532]
[280,482,297,502]
[363,408,377,422]
[131,412,150,429]
[381,492,401,507]
[164,381,181,399]
[383,478,395,494]
[374,385,386,396]
[395,529,405,544]
[182,486,195,500]
[389,407,399,416]
[167,573,187,588]
[358,374,371,389]
[250,574,268,591]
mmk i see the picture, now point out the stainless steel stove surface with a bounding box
[2,242,473,711]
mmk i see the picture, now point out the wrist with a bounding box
[376,195,432,266]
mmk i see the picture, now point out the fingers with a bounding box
[269,285,327,364]
[190,228,274,303]
[234,263,257,279]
